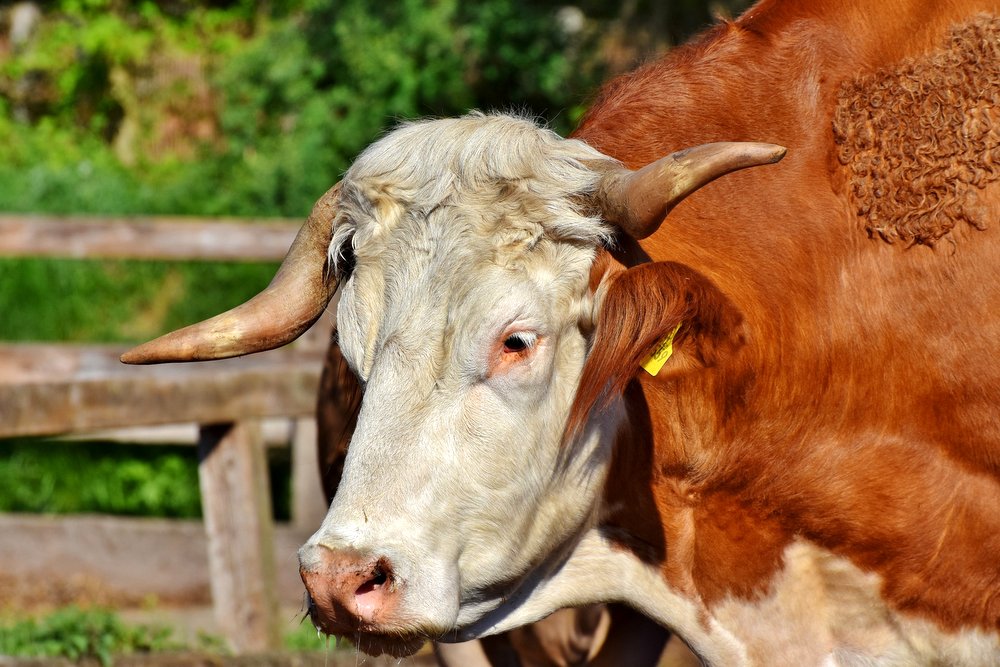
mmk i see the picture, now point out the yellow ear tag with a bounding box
[640,323,682,376]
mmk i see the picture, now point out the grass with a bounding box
[0,440,201,518]
[0,607,339,663]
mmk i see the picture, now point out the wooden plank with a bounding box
[0,214,300,261]
[0,344,323,438]
[0,313,333,385]
[198,420,281,653]
[56,419,295,447]
[0,513,313,608]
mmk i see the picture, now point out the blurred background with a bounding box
[0,0,749,661]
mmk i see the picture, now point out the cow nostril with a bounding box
[355,561,392,596]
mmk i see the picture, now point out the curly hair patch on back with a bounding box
[833,14,1000,246]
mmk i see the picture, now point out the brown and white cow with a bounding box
[124,0,1000,664]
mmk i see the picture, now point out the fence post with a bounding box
[197,420,281,652]
[291,417,328,533]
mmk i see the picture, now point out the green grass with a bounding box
[0,607,340,662]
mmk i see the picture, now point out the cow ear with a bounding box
[569,261,744,434]
[579,249,619,335]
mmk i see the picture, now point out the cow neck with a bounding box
[598,352,792,603]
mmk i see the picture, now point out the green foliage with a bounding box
[0,440,202,517]
[0,112,145,215]
[0,607,179,666]
[459,0,595,126]
[0,2,242,139]
[0,258,277,342]
[199,0,603,214]
[0,607,337,660]
[0,0,757,219]
[0,0,626,218]
[0,438,294,520]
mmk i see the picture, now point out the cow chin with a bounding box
[328,629,428,658]
[318,628,427,658]
[350,634,427,658]
[304,588,446,657]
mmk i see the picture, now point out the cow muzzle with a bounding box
[299,543,401,631]
[298,543,432,656]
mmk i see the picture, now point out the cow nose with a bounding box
[299,544,401,634]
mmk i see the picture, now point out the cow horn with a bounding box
[120,183,343,364]
[596,142,786,239]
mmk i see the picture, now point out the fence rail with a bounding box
[0,214,300,261]
[0,214,331,653]
[0,344,321,438]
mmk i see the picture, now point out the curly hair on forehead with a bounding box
[326,113,618,278]
[833,14,1000,247]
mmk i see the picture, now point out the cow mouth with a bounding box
[304,593,431,657]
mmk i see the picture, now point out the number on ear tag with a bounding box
[640,323,682,376]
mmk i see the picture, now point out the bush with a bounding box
[0,258,277,343]
[0,607,178,666]
[1,0,697,217]
[0,440,202,518]
[0,438,295,521]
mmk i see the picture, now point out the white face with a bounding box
[313,219,609,628]
[300,117,624,653]
[298,115,620,654]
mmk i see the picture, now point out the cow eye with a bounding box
[502,332,536,354]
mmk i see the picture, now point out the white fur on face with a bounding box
[306,113,619,634]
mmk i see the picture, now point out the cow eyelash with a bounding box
[502,332,537,353]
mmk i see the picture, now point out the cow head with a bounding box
[122,113,783,656]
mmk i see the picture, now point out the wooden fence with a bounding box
[0,214,332,653]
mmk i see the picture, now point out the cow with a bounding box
[122,0,1000,664]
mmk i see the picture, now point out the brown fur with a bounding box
[571,0,1000,636]
[317,333,363,503]
[833,15,1000,245]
